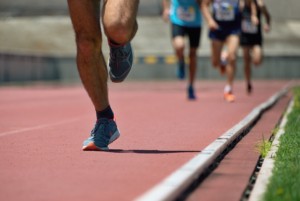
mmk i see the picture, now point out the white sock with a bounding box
[224,85,232,93]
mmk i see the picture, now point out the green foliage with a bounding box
[263,87,300,201]
[256,135,272,159]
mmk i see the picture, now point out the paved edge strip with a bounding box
[248,97,295,201]
[135,85,290,201]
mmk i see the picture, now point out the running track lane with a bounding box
[0,80,294,201]
[185,91,292,201]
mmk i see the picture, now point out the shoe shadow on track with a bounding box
[103,149,201,154]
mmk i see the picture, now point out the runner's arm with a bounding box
[250,0,259,25]
[162,0,170,22]
[257,0,271,32]
[201,0,218,30]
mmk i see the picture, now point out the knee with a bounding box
[103,18,136,44]
[227,53,237,64]
[175,45,184,55]
[253,56,262,66]
[75,33,102,56]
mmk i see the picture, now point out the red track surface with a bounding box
[0,80,293,201]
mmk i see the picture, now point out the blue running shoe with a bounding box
[188,85,196,100]
[108,42,133,83]
[177,60,185,80]
[82,118,120,151]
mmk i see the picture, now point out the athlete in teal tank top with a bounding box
[170,0,202,27]
[163,0,202,100]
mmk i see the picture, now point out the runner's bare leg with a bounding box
[102,0,139,44]
[189,48,198,86]
[243,47,252,86]
[211,40,224,68]
[225,35,239,89]
[252,45,263,66]
[68,0,108,112]
[173,36,185,62]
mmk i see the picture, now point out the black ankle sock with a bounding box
[96,106,114,120]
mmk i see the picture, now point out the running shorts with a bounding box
[171,23,202,48]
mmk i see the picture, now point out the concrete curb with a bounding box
[248,97,295,201]
[135,84,291,201]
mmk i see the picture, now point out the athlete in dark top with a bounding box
[240,0,271,94]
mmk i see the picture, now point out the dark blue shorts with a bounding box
[171,23,202,48]
[209,27,241,41]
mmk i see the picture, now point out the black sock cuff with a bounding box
[96,106,114,120]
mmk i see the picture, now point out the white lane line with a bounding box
[249,98,294,201]
[0,117,86,137]
[135,86,290,201]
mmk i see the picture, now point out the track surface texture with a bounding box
[0,80,294,201]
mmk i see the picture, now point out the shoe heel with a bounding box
[109,131,120,144]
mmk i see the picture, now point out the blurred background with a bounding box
[0,0,299,83]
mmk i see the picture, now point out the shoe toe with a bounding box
[82,141,108,151]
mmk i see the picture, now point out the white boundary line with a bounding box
[248,98,294,201]
[135,86,290,201]
[0,117,86,137]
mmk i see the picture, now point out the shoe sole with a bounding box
[224,95,235,103]
[82,131,120,151]
[82,142,108,151]
[109,67,132,83]
[188,96,196,100]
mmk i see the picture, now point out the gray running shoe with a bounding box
[108,42,133,83]
[82,118,120,151]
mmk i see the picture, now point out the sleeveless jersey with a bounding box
[170,0,202,27]
[212,0,241,29]
[241,0,261,35]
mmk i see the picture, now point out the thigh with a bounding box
[211,39,224,65]
[67,0,101,35]
[102,0,139,27]
[225,34,240,56]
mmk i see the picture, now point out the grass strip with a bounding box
[263,87,300,201]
